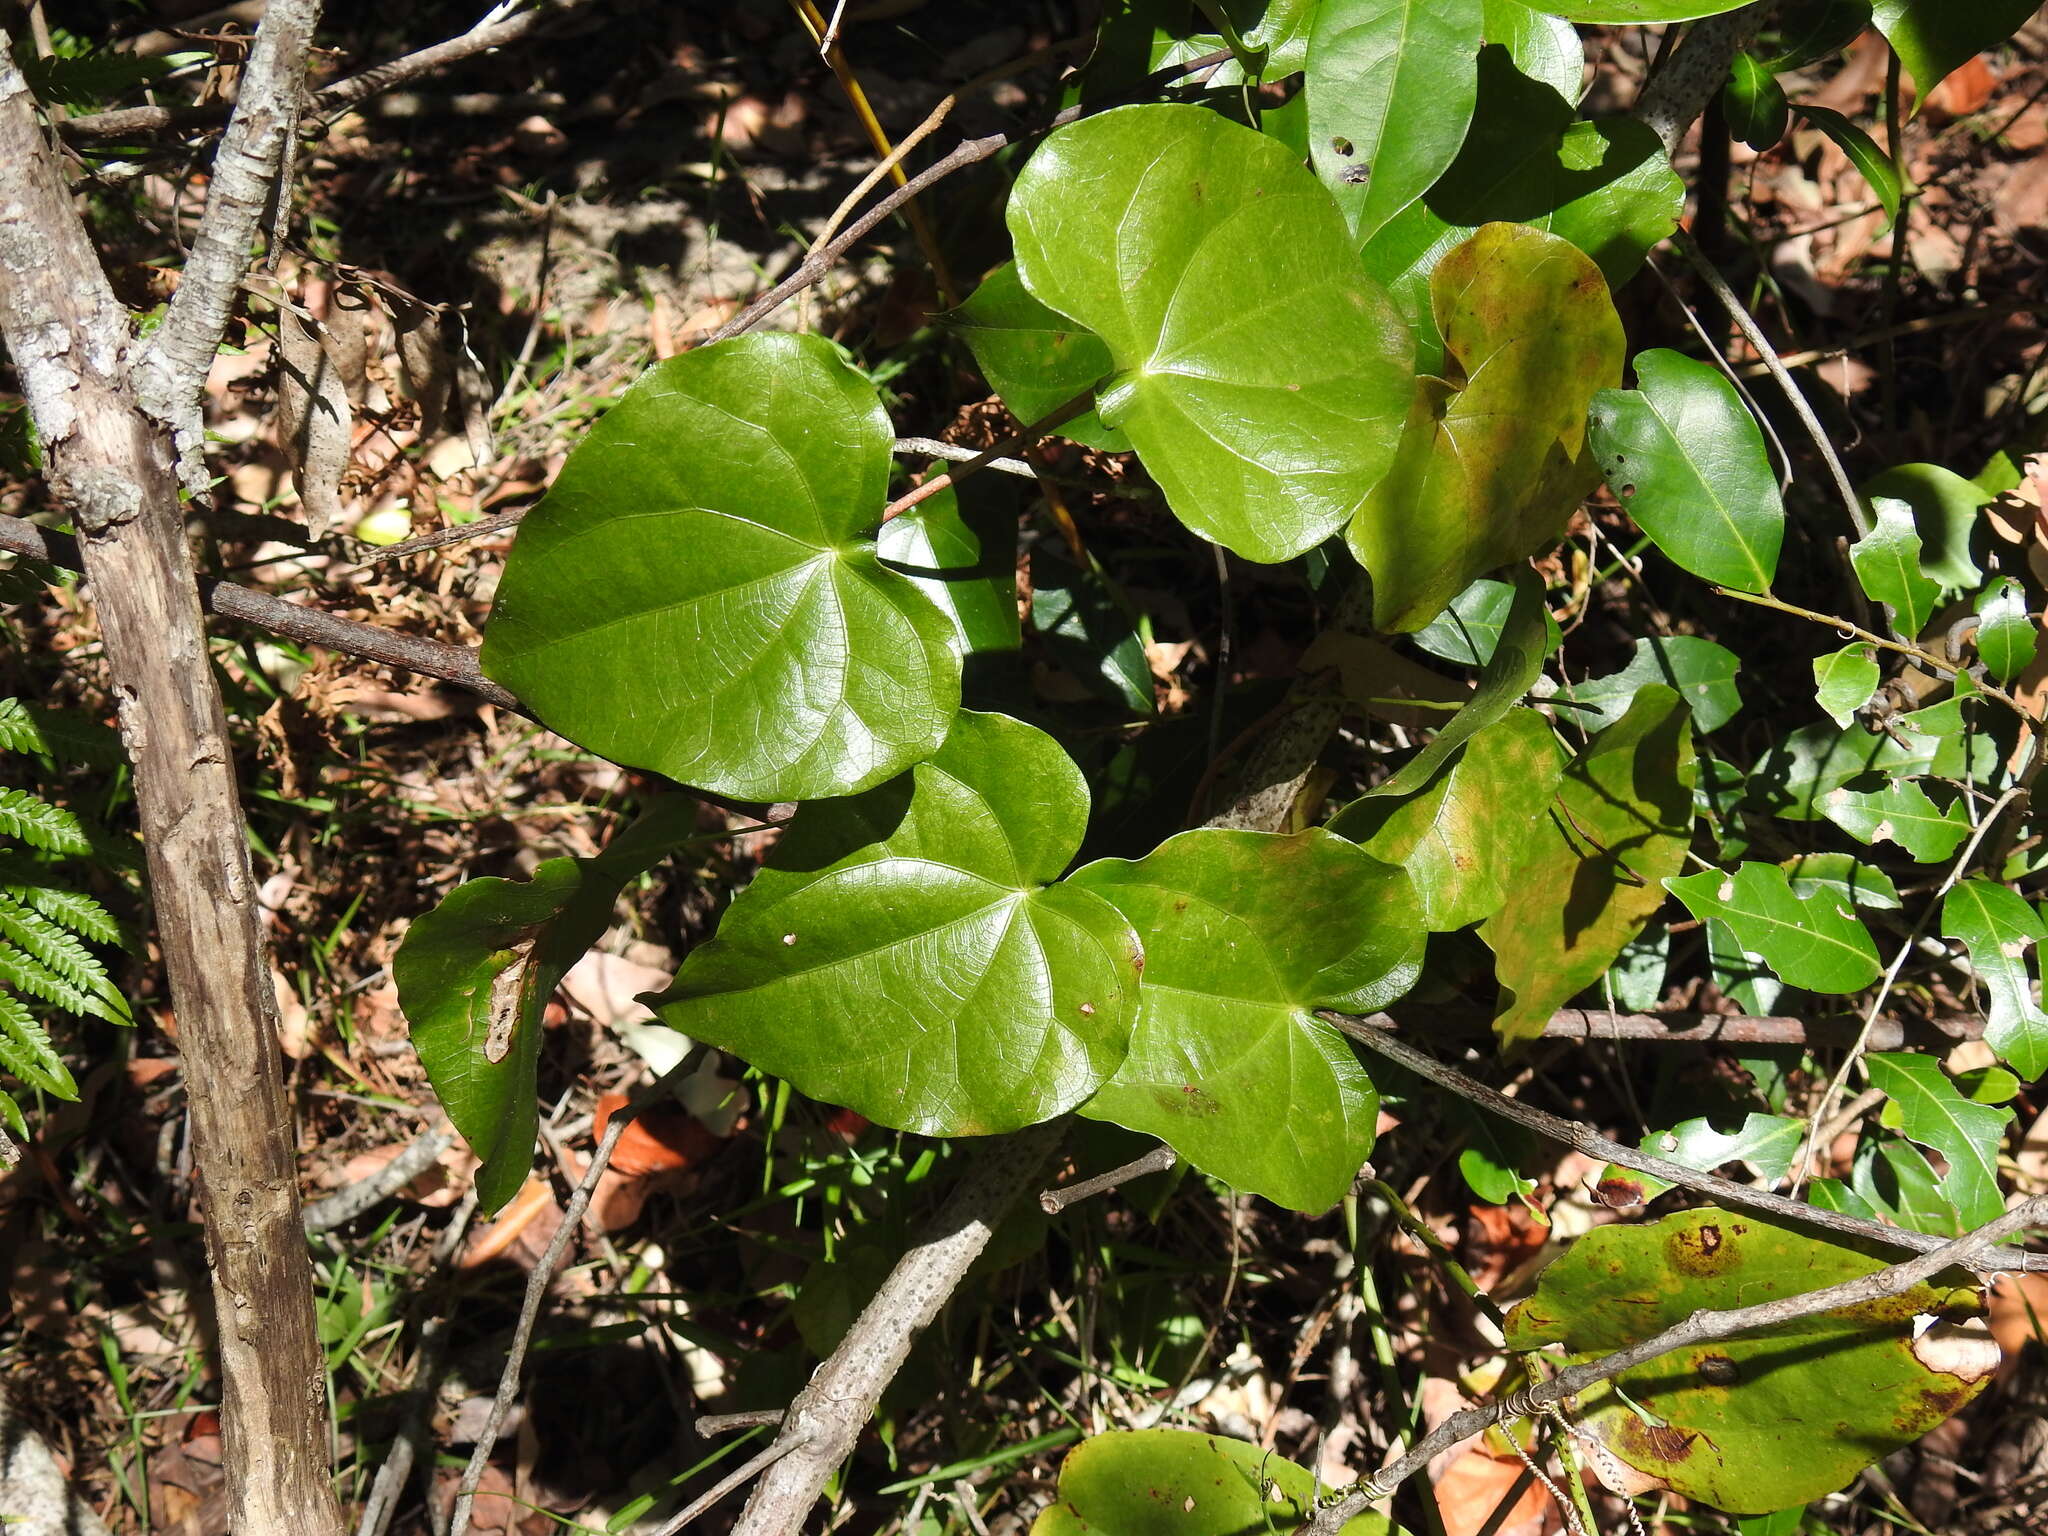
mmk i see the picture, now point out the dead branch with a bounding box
[1303,1195,2048,1536]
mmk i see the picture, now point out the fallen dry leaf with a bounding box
[460,1176,561,1269]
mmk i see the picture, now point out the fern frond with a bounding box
[0,698,35,754]
[0,941,122,1024]
[0,893,127,1021]
[0,877,122,948]
[0,699,125,767]
[0,787,90,856]
[0,989,77,1099]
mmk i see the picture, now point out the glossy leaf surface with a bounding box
[950,261,1127,451]
[1849,496,1942,637]
[1862,463,1986,593]
[1505,1208,1993,1513]
[398,799,701,1213]
[1942,880,2048,1080]
[1482,0,1582,100]
[1819,778,1969,863]
[1975,577,2036,683]
[1071,829,1421,1210]
[1526,0,1749,17]
[1410,575,1564,667]
[1588,348,1783,594]
[1483,686,1694,1045]
[1666,863,1880,994]
[1866,1051,2011,1229]
[1872,0,2039,98]
[1784,851,1900,910]
[1600,1112,1804,1207]
[1009,105,1413,563]
[1032,1429,1389,1536]
[482,334,959,801]
[1791,105,1903,226]
[1812,643,1879,728]
[1306,0,1485,243]
[1553,635,1742,733]
[1724,53,1789,150]
[1330,707,1564,931]
[1348,223,1623,632]
[877,486,1022,657]
[655,712,1143,1137]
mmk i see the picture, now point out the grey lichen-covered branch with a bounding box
[1301,1195,2048,1536]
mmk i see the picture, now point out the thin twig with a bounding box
[653,1437,809,1536]
[1324,1012,2047,1273]
[1303,1195,2048,1535]
[302,1127,454,1235]
[694,1410,787,1436]
[891,438,1036,478]
[882,391,1096,519]
[1039,1144,1178,1214]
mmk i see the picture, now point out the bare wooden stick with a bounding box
[301,1126,454,1235]
[715,1121,1065,1536]
[0,21,346,1536]
[1303,1194,2048,1536]
[1039,1144,1177,1214]
[1326,1012,2048,1273]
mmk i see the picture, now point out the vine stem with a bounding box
[880,391,1096,519]
[1300,1194,2048,1536]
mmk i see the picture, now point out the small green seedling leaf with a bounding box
[1724,53,1790,150]
[1974,577,2036,683]
[1812,644,1880,728]
[1306,0,1486,243]
[1009,104,1414,563]
[1666,862,1881,994]
[1866,1051,2012,1229]
[655,712,1143,1138]
[1850,496,1942,637]
[397,798,702,1213]
[481,333,960,801]
[1484,686,1695,1046]
[1587,349,1784,595]
[1942,879,2048,1080]
[1070,828,1422,1211]
[1504,1207,1997,1512]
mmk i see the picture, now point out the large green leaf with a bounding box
[949,261,1127,452]
[1588,349,1783,594]
[1849,496,1942,637]
[1528,0,1749,17]
[1866,1051,2012,1230]
[1873,0,2039,98]
[1348,223,1623,632]
[397,799,702,1213]
[1553,635,1742,733]
[654,712,1142,1137]
[1032,1429,1390,1536]
[1306,0,1485,243]
[1942,880,2048,1081]
[481,334,960,801]
[1482,685,1695,1045]
[1009,104,1414,563]
[1427,46,1685,284]
[876,485,1021,657]
[1975,577,2036,684]
[1070,828,1422,1210]
[1330,707,1565,931]
[1482,0,1583,100]
[1504,1208,1995,1513]
[1666,863,1880,994]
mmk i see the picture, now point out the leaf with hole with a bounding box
[1942,879,2048,1081]
[1588,349,1783,594]
[1666,863,1880,994]
[1504,1207,1995,1513]
[1812,644,1880,728]
[1553,635,1743,733]
[1863,463,1987,593]
[1348,223,1623,632]
[950,261,1127,452]
[1866,1051,2011,1230]
[397,798,701,1213]
[1599,1112,1804,1206]
[1330,707,1565,931]
[481,334,960,801]
[655,711,1142,1138]
[1819,778,1969,863]
[1745,717,1940,822]
[1483,685,1695,1046]
[1782,852,1900,910]
[1306,0,1485,243]
[1009,104,1413,563]
[1070,828,1422,1211]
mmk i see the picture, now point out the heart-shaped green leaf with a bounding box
[1867,1052,2011,1229]
[1942,880,2048,1080]
[1009,104,1415,563]
[1873,0,2038,100]
[1350,223,1623,633]
[1330,706,1564,931]
[876,484,1021,657]
[1504,1208,1995,1513]
[950,261,1127,451]
[1588,349,1784,594]
[1812,643,1880,728]
[1483,685,1694,1045]
[481,333,960,801]
[1666,862,1881,994]
[653,711,1142,1138]
[1070,828,1422,1211]
[1032,1429,1390,1536]
[1306,0,1485,244]
[397,798,703,1213]
[1850,496,1943,637]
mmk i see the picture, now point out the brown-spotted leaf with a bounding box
[1504,1208,1997,1513]
[1480,685,1693,1045]
[1346,222,1624,633]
